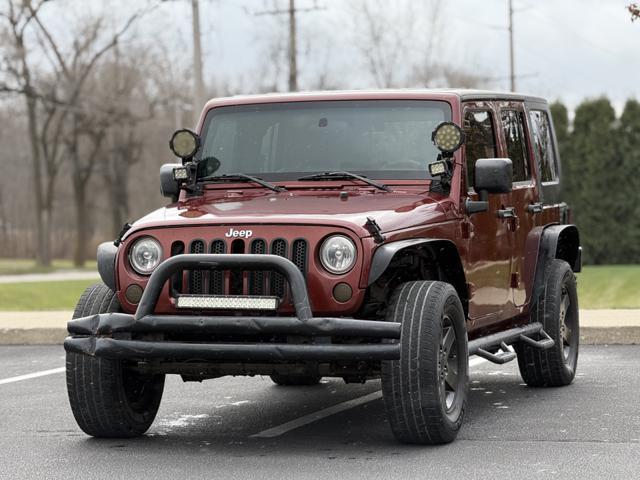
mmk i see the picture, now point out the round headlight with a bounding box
[129,237,163,275]
[320,235,356,274]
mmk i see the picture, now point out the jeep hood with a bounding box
[129,190,456,239]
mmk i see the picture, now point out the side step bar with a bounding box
[468,322,554,365]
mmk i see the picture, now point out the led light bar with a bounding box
[176,295,279,310]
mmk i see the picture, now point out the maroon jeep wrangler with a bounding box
[65,90,581,444]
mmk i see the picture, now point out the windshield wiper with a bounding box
[199,173,287,192]
[297,171,392,192]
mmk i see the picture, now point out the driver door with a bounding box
[462,103,513,328]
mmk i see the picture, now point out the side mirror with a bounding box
[160,163,183,202]
[474,158,513,194]
[466,158,513,214]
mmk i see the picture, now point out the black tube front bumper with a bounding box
[65,254,400,362]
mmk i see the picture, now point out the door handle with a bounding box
[527,202,544,214]
[497,207,516,219]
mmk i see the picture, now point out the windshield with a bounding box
[196,100,452,181]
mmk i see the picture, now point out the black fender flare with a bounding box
[531,224,581,303]
[367,238,468,315]
[97,242,118,291]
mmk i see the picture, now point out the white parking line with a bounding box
[0,367,65,385]
[252,356,488,438]
[469,356,487,367]
[251,390,384,438]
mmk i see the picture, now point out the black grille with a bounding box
[189,240,206,293]
[229,239,245,295]
[209,240,226,294]
[173,236,308,301]
[170,241,185,293]
[270,239,287,298]
[291,239,308,279]
[249,239,266,295]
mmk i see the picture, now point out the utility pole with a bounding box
[254,0,323,92]
[191,0,204,121]
[508,0,516,92]
[288,0,297,92]
[163,0,206,122]
[192,0,205,118]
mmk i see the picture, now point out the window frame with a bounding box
[462,106,499,194]
[498,107,535,188]
[529,109,560,186]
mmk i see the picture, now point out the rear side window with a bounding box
[463,110,497,188]
[529,110,559,182]
[500,110,531,182]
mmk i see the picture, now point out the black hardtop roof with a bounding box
[449,88,547,103]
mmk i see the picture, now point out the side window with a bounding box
[529,110,558,182]
[463,110,497,189]
[500,110,531,182]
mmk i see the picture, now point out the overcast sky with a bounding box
[45,0,640,112]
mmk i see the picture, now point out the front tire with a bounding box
[381,281,468,445]
[515,259,579,387]
[66,283,165,438]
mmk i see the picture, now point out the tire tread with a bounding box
[382,280,468,445]
[515,260,579,387]
[66,283,164,438]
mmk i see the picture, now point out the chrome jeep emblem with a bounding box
[225,228,253,239]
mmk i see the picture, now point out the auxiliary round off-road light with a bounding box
[169,129,200,159]
[125,284,144,304]
[432,121,465,154]
[333,282,353,303]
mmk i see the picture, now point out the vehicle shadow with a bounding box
[72,368,583,457]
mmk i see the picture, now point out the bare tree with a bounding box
[349,0,418,88]
[0,185,7,252]
[409,0,444,86]
[439,65,489,89]
[92,48,156,236]
[0,0,58,265]
[27,5,146,266]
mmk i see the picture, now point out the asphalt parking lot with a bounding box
[0,345,638,480]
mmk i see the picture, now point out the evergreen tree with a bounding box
[570,98,617,264]
[550,101,569,147]
[616,99,640,263]
[550,102,573,204]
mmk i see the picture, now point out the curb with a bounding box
[0,328,68,345]
[1,327,639,346]
[580,327,640,345]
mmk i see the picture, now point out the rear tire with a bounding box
[270,374,321,386]
[381,281,468,445]
[515,259,579,387]
[66,283,165,438]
